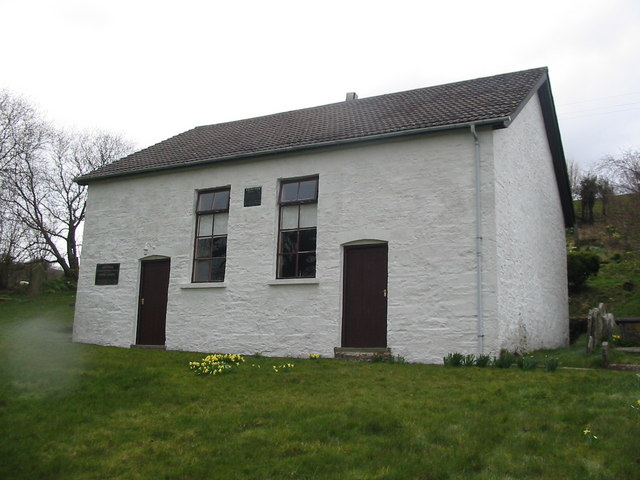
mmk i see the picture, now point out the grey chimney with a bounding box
[345,92,358,101]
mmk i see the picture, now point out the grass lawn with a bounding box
[1,293,640,479]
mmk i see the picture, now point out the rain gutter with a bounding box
[76,116,512,185]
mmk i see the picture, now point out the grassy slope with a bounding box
[569,197,640,318]
[569,250,640,317]
[2,294,640,479]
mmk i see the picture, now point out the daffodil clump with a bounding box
[189,353,245,376]
[583,427,598,443]
[272,363,295,373]
[308,353,321,359]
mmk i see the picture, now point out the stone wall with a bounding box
[73,94,569,362]
[74,130,485,363]
[491,92,570,353]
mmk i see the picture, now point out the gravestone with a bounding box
[586,303,616,355]
[28,262,45,297]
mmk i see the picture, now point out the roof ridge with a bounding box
[190,67,549,130]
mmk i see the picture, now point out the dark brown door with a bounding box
[137,259,170,345]
[342,244,388,347]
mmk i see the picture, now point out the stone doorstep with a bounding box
[130,344,167,350]
[334,347,391,361]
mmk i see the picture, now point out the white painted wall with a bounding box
[73,100,569,363]
[491,93,570,353]
[74,130,488,363]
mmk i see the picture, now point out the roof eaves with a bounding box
[75,115,512,185]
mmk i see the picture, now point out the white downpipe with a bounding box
[471,124,485,355]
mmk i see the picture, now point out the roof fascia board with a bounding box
[502,70,549,128]
[76,116,511,185]
[537,78,575,227]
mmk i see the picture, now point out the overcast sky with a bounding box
[2,0,639,170]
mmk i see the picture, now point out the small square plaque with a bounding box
[244,187,262,207]
[95,263,120,285]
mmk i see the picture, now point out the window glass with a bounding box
[193,187,230,282]
[280,231,298,253]
[197,192,215,212]
[213,212,228,235]
[277,176,318,279]
[211,237,227,257]
[299,204,317,228]
[298,253,316,277]
[198,214,213,236]
[196,238,212,258]
[213,190,230,211]
[278,254,296,278]
[194,260,211,282]
[298,179,317,201]
[298,228,316,252]
[211,259,226,282]
[280,205,299,230]
[280,182,299,203]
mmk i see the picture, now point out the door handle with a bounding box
[383,289,387,297]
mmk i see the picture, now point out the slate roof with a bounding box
[77,67,552,184]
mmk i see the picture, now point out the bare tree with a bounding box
[47,130,135,277]
[0,90,134,280]
[596,149,640,248]
[598,177,614,218]
[0,213,24,288]
[0,91,50,281]
[599,149,640,195]
[2,130,133,278]
[0,90,48,171]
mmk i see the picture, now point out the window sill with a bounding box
[268,278,319,286]
[179,282,227,289]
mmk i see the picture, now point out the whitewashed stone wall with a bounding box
[491,93,570,353]
[74,99,568,363]
[74,129,490,363]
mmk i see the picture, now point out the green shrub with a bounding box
[443,352,464,367]
[493,350,515,369]
[390,355,406,364]
[372,354,406,364]
[519,356,538,371]
[371,353,386,363]
[43,277,76,293]
[544,357,560,372]
[567,251,601,291]
[476,354,491,367]
[461,354,476,367]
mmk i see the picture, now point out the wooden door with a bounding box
[137,259,170,345]
[342,244,388,348]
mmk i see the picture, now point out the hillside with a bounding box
[568,195,640,317]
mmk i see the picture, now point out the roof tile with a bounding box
[78,67,547,183]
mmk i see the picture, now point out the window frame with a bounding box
[192,187,230,283]
[276,176,319,279]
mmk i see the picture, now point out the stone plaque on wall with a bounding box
[95,263,120,285]
[244,187,262,207]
